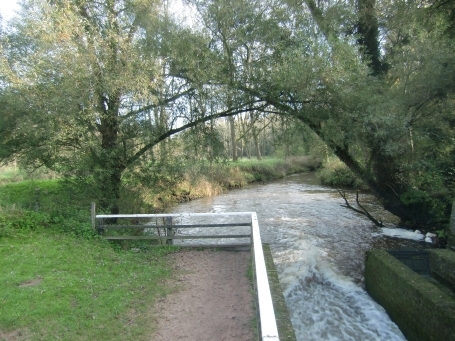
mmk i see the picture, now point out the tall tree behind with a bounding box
[0,0,196,213]
[357,0,385,75]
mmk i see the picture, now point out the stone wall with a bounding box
[430,250,455,291]
[365,249,455,341]
[448,201,455,250]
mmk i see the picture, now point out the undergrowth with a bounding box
[317,159,366,190]
[123,156,322,212]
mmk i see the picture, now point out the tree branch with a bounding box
[337,189,384,227]
[122,87,195,120]
[126,103,267,166]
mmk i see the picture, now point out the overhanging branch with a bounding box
[126,102,268,166]
[337,189,384,227]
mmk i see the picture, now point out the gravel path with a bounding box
[152,250,255,341]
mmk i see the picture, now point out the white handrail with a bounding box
[96,212,256,219]
[251,212,280,340]
[95,211,280,340]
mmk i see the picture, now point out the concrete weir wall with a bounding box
[365,249,455,341]
[430,249,455,292]
[262,244,297,341]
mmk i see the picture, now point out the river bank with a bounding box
[120,156,322,212]
[0,170,428,340]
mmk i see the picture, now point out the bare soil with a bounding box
[151,250,255,341]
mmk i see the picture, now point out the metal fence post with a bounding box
[91,202,96,230]
[166,217,173,245]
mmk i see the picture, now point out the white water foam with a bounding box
[274,240,406,341]
[373,227,424,241]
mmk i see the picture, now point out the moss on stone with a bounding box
[365,250,455,341]
[429,249,455,291]
[263,244,297,341]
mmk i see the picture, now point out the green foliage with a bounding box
[227,157,321,184]
[0,175,175,340]
[0,166,58,185]
[0,179,93,215]
[119,156,320,212]
[0,167,26,184]
[0,210,50,238]
[1,0,453,227]
[317,160,366,189]
[399,189,450,227]
[0,178,100,241]
[180,123,227,162]
[436,229,447,239]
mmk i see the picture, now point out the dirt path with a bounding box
[152,250,255,341]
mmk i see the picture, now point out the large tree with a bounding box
[188,0,455,227]
[1,0,453,227]
[0,0,260,213]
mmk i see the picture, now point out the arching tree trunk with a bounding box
[357,0,386,75]
[229,116,238,161]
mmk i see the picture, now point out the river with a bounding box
[167,172,426,341]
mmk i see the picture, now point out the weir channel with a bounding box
[166,172,429,341]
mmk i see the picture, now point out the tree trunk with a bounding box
[96,92,124,215]
[332,144,412,223]
[250,114,262,160]
[229,116,238,161]
[357,0,386,75]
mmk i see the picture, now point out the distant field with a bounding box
[0,166,57,185]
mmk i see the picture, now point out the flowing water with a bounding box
[167,173,426,341]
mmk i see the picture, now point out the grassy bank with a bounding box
[0,182,178,339]
[0,156,320,214]
[0,220,177,340]
[125,156,321,212]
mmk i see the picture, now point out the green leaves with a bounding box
[1,0,453,225]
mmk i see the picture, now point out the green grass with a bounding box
[235,156,321,183]
[0,180,60,208]
[0,229,177,340]
[0,175,178,340]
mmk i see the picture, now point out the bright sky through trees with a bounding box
[0,0,20,20]
[0,0,194,27]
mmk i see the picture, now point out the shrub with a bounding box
[317,160,365,189]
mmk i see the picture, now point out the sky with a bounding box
[0,0,20,21]
[0,1,195,27]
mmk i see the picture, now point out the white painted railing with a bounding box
[93,211,280,340]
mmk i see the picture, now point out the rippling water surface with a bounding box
[167,173,424,341]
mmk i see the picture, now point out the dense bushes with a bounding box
[317,160,366,189]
